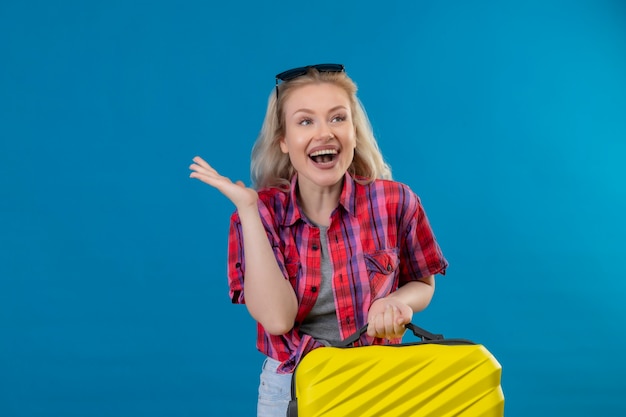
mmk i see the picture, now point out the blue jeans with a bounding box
[257,357,293,417]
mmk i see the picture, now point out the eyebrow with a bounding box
[290,105,349,117]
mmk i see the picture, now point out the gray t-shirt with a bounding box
[299,225,342,345]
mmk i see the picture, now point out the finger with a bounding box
[189,164,205,176]
[367,311,384,338]
[192,155,211,168]
[380,306,392,337]
[189,167,218,182]
[188,163,227,183]
[189,160,231,181]
[392,307,405,337]
[189,163,218,177]
[191,156,221,176]
[194,174,235,192]
[377,312,387,338]
[189,172,217,186]
[367,314,379,337]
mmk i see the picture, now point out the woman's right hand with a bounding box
[189,156,258,211]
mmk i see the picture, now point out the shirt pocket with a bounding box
[364,248,400,300]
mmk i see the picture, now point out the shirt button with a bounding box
[312,244,319,250]
[311,286,318,293]
[386,264,392,271]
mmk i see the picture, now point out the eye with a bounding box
[331,114,347,123]
[298,118,313,126]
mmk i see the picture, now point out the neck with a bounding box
[297,181,343,227]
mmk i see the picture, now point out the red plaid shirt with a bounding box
[227,173,447,373]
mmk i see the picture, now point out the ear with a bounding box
[279,136,289,154]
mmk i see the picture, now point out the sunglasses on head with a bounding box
[275,63,345,98]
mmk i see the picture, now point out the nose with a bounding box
[314,124,335,141]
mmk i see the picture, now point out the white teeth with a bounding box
[309,149,338,157]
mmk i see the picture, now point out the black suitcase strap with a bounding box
[335,322,444,348]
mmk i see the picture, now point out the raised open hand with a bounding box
[189,156,258,211]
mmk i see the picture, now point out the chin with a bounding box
[312,172,346,188]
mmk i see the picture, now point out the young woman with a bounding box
[189,64,448,416]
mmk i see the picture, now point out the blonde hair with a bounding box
[250,68,392,189]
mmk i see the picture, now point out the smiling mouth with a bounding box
[309,149,338,164]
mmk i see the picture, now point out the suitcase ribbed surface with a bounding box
[293,343,504,416]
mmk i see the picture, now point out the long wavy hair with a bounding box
[250,67,392,190]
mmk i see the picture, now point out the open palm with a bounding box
[189,156,258,211]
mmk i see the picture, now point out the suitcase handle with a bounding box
[335,322,444,347]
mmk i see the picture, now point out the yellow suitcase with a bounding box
[287,324,504,417]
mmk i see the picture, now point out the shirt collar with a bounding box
[283,172,358,226]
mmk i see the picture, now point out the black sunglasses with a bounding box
[275,64,345,98]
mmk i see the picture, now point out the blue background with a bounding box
[1,0,625,415]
